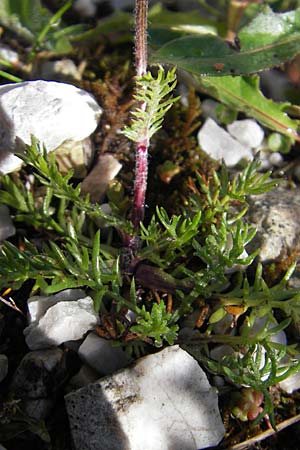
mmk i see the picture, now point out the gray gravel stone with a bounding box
[246,187,300,262]
[65,345,225,450]
[81,153,122,203]
[10,348,65,420]
[78,333,131,375]
[38,59,81,82]
[0,205,16,241]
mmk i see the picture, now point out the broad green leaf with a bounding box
[151,7,300,76]
[194,74,300,141]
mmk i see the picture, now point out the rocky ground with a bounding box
[1,1,300,449]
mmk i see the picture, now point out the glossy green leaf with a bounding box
[195,74,300,141]
[151,7,300,76]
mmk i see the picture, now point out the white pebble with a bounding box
[227,119,264,148]
[0,80,102,174]
[24,290,99,350]
[0,205,16,241]
[198,118,253,167]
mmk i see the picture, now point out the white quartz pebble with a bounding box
[198,118,253,167]
[24,290,99,350]
[279,371,300,393]
[78,333,131,375]
[0,80,102,174]
[66,345,225,450]
[227,119,264,148]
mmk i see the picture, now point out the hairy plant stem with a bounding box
[130,0,149,250]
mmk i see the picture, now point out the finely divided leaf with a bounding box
[151,7,300,76]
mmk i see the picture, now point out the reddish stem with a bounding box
[129,0,149,249]
[135,0,148,77]
[131,140,148,231]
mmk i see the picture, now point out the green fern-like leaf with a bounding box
[122,66,179,143]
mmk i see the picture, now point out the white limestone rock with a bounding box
[24,290,99,350]
[0,205,16,241]
[198,118,253,167]
[227,119,264,148]
[258,150,284,170]
[78,333,131,375]
[81,153,122,203]
[246,187,300,262]
[38,59,81,82]
[0,80,102,174]
[27,289,86,323]
[54,137,94,179]
[0,45,19,67]
[279,370,300,393]
[65,345,225,450]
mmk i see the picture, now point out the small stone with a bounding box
[198,118,253,167]
[54,137,94,179]
[0,354,8,382]
[256,149,284,170]
[10,349,65,420]
[38,59,82,82]
[24,290,99,350]
[0,80,102,174]
[68,365,99,390]
[81,153,122,203]
[27,289,86,323]
[227,119,264,148]
[65,346,225,450]
[279,370,300,393]
[11,349,64,397]
[246,187,300,262]
[78,333,131,375]
[0,205,16,240]
[0,45,19,66]
[74,0,98,16]
[268,151,284,167]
